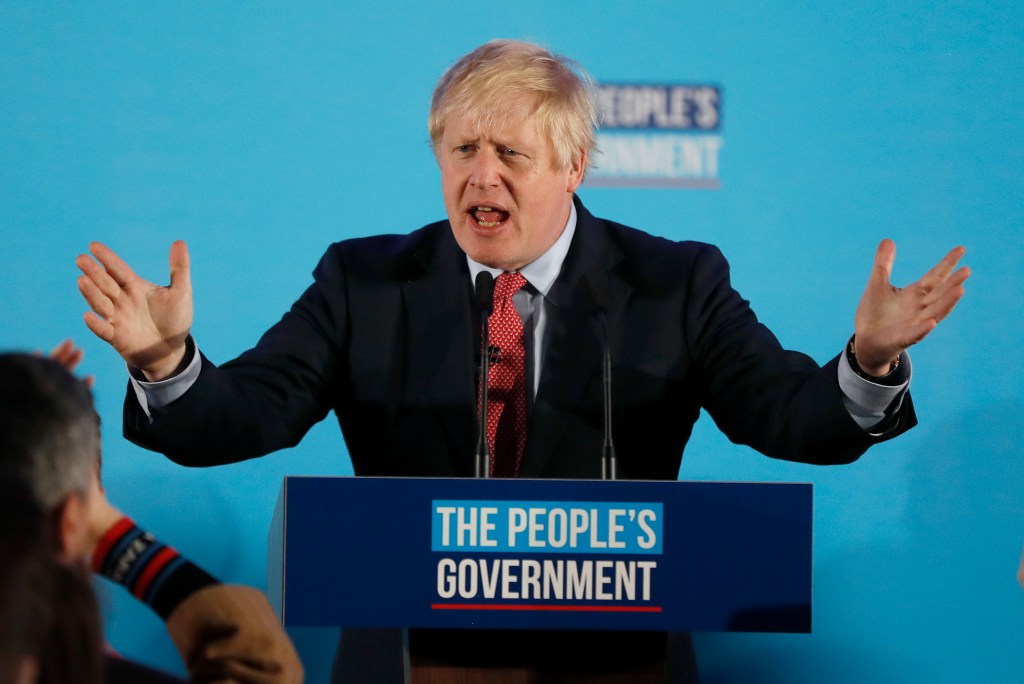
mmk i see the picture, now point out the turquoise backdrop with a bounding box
[2,2,1021,682]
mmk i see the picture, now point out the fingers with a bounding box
[49,339,83,368]
[920,245,967,287]
[87,241,139,289]
[895,267,967,348]
[872,242,968,296]
[49,338,72,358]
[871,239,896,283]
[168,240,191,291]
[82,311,114,343]
[78,241,189,306]
[188,658,279,684]
[44,339,95,387]
[77,271,115,320]
[911,246,967,300]
[883,242,969,312]
[76,252,127,305]
[920,274,968,325]
[926,264,970,301]
[917,263,970,314]
[191,637,283,684]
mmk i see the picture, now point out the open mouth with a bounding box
[470,206,510,228]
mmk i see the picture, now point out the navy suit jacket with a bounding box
[124,197,914,474]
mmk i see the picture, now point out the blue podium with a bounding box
[268,476,812,634]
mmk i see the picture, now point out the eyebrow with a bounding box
[451,131,537,155]
[492,136,535,153]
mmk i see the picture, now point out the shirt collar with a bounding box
[466,201,577,298]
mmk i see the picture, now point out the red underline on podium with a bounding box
[431,604,662,613]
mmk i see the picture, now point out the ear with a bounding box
[53,493,88,564]
[94,455,105,495]
[565,148,587,193]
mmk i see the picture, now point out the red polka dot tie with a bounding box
[485,272,528,477]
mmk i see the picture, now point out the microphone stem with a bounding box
[475,315,492,478]
[599,313,617,480]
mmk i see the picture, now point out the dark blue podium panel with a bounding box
[268,477,812,633]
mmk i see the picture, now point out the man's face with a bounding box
[438,100,585,272]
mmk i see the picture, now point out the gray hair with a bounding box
[0,354,99,511]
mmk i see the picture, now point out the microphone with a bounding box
[473,271,495,478]
[581,275,617,480]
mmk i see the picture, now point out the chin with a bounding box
[469,252,511,270]
[456,236,508,269]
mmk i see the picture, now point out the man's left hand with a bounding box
[853,239,969,376]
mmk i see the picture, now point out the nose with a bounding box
[469,149,501,189]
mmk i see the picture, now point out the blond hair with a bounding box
[429,40,598,173]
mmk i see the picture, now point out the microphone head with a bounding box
[580,274,608,314]
[474,271,496,313]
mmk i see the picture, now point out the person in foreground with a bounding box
[76,40,969,683]
[0,352,304,684]
[0,484,104,684]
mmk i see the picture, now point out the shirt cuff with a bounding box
[838,346,911,434]
[129,338,202,417]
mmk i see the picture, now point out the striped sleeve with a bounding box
[91,517,218,621]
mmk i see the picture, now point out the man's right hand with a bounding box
[76,241,193,381]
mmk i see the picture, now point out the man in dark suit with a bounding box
[76,40,968,682]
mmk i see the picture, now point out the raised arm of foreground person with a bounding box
[84,461,304,684]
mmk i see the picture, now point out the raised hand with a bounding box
[853,239,970,376]
[76,241,193,381]
[46,338,94,388]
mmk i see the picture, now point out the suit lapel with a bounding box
[519,199,629,478]
[401,225,478,476]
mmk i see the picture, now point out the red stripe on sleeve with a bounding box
[132,546,178,599]
[90,517,136,573]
